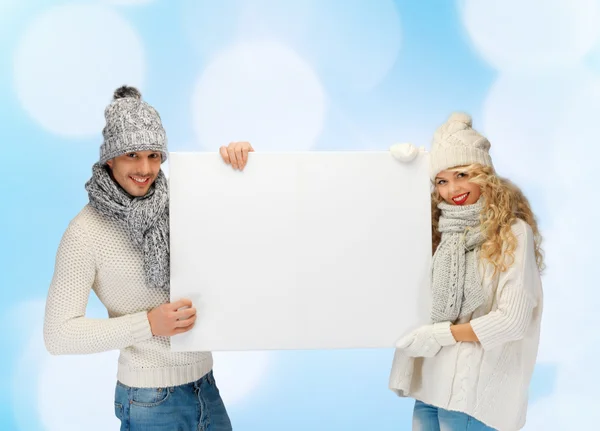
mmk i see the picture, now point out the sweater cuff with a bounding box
[433,321,457,347]
[130,311,153,344]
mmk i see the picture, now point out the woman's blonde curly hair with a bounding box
[431,164,544,275]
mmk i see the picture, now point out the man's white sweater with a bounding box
[44,205,213,388]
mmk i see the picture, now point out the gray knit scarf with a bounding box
[85,163,170,290]
[431,199,486,323]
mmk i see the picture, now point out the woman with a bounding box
[389,113,544,431]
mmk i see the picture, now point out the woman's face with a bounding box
[434,168,481,206]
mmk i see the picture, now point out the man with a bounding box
[43,86,253,430]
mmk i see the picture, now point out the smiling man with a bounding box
[43,86,252,431]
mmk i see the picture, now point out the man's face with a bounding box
[106,151,163,197]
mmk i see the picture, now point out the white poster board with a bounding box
[169,152,431,351]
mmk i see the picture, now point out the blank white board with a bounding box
[169,152,432,352]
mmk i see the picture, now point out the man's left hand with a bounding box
[220,141,254,171]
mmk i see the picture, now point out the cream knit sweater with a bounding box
[389,219,543,431]
[43,205,213,388]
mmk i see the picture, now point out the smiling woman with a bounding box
[433,168,482,206]
[390,113,545,431]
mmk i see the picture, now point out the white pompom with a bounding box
[448,112,472,126]
[389,142,419,162]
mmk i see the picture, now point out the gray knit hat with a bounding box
[99,86,168,164]
[430,112,493,181]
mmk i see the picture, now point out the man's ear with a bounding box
[106,159,113,169]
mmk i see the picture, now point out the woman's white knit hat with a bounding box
[430,112,493,181]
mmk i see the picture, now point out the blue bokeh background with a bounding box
[2,0,598,429]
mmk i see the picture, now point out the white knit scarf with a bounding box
[431,199,486,323]
[85,163,170,290]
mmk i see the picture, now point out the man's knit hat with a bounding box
[430,112,493,180]
[99,86,168,164]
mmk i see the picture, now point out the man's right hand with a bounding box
[147,299,196,337]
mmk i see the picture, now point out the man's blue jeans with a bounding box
[114,370,232,431]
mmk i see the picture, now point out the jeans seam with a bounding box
[197,384,211,431]
[115,399,130,431]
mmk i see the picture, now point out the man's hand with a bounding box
[147,299,196,337]
[220,141,254,171]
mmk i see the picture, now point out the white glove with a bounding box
[396,321,457,358]
[389,143,421,162]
